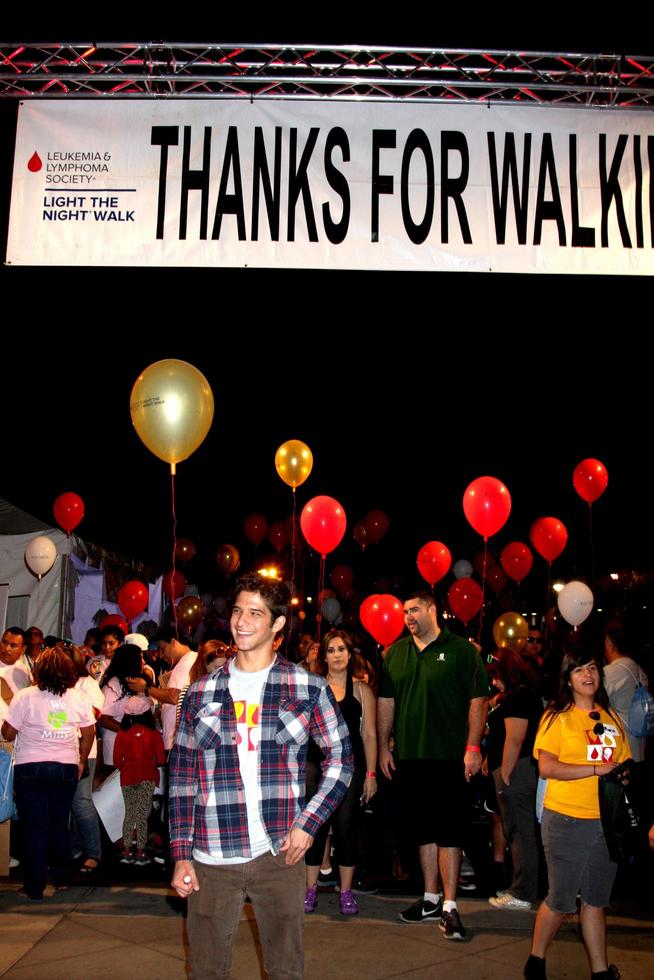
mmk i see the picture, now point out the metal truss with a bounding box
[1,43,654,108]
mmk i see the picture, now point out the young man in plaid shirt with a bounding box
[169,573,353,979]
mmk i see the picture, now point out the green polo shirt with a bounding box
[379,628,489,761]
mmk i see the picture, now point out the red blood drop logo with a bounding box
[28,151,42,172]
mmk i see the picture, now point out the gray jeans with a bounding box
[188,851,305,980]
[493,756,541,903]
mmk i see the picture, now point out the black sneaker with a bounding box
[439,908,467,940]
[399,897,443,923]
[351,879,379,895]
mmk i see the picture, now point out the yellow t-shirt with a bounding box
[533,705,627,819]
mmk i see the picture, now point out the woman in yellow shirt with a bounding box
[524,648,627,980]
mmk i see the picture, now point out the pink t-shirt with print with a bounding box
[8,686,96,765]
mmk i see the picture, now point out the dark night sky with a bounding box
[1,20,651,628]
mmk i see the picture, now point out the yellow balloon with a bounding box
[275,439,313,490]
[130,359,214,474]
[492,612,529,654]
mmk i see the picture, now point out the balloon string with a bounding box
[316,557,326,645]
[291,490,297,635]
[546,562,552,621]
[171,472,179,640]
[478,538,488,643]
[588,503,595,585]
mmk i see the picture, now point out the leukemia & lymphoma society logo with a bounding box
[27,147,112,185]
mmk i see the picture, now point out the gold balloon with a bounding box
[216,544,241,576]
[493,612,529,654]
[130,359,214,474]
[177,596,205,630]
[275,439,313,490]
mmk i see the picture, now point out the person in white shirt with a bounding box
[127,627,197,752]
[603,627,648,762]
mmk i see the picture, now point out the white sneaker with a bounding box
[489,892,534,911]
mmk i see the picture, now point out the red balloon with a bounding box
[117,580,149,621]
[300,496,347,556]
[53,492,85,535]
[448,577,483,625]
[573,458,609,504]
[463,476,512,540]
[216,544,241,575]
[500,542,533,583]
[330,564,354,596]
[364,509,390,545]
[359,596,376,634]
[473,549,498,578]
[244,513,268,546]
[174,537,196,563]
[530,517,568,563]
[353,521,368,551]
[359,594,404,646]
[268,521,289,553]
[163,569,186,601]
[417,541,452,586]
[99,614,129,634]
[486,565,508,595]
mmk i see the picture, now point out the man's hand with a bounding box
[172,860,199,898]
[464,748,482,782]
[279,827,313,865]
[127,677,148,693]
[378,745,396,780]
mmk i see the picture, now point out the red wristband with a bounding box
[366,771,377,778]
[466,745,481,753]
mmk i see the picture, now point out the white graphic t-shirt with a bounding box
[194,662,272,866]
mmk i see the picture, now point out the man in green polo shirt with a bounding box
[378,591,489,939]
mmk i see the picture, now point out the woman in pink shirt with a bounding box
[2,644,95,899]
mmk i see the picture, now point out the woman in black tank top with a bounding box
[304,629,377,916]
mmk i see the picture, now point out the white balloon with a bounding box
[25,535,57,579]
[322,596,342,623]
[453,559,473,580]
[557,581,594,627]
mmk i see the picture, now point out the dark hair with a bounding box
[33,644,77,696]
[85,627,101,645]
[119,709,157,731]
[543,645,618,730]
[403,591,436,609]
[487,648,538,693]
[155,625,191,646]
[101,644,146,694]
[99,625,125,644]
[316,629,354,678]
[604,626,626,655]
[232,574,290,622]
[3,626,26,644]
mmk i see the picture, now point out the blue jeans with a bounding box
[14,761,78,898]
[70,757,102,861]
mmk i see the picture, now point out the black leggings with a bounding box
[305,762,364,868]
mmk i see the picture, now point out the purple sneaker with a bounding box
[304,886,318,913]
[339,890,359,916]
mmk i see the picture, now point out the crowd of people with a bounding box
[1,586,653,980]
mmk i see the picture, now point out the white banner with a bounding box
[7,99,654,274]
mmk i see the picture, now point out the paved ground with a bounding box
[1,878,652,979]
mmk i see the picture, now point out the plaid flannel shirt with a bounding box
[169,656,354,862]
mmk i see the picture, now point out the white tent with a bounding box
[0,498,162,641]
